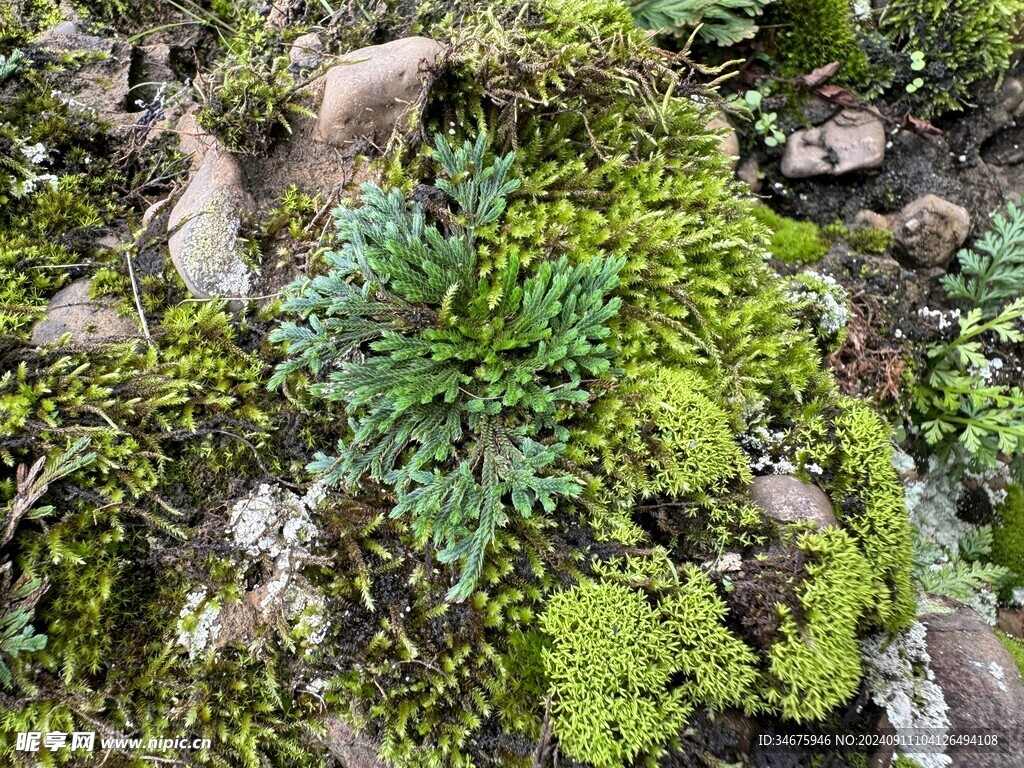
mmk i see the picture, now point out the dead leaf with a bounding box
[795,62,841,89]
[902,113,943,136]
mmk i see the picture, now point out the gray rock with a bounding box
[781,109,886,178]
[289,32,324,73]
[167,151,256,298]
[141,198,170,230]
[31,279,139,346]
[314,37,443,148]
[891,194,970,268]
[750,475,838,529]
[49,20,81,37]
[921,602,1024,767]
[707,112,740,170]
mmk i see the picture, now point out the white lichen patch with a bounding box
[226,484,330,650]
[228,483,319,561]
[862,621,951,768]
[176,588,222,660]
[903,455,1007,623]
[285,582,330,648]
[988,660,1007,692]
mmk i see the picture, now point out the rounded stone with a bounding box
[749,475,838,529]
[707,112,740,170]
[31,279,139,346]
[781,109,886,178]
[314,36,443,148]
[891,194,971,269]
[167,151,256,299]
[921,602,1024,767]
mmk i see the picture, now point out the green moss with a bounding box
[763,527,875,722]
[997,630,1024,679]
[767,0,878,87]
[541,579,692,768]
[196,11,314,153]
[882,0,1024,117]
[836,224,894,255]
[587,366,751,505]
[992,483,1024,598]
[752,204,828,264]
[830,401,917,631]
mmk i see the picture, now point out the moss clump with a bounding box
[882,0,1024,117]
[767,0,876,86]
[196,11,313,153]
[992,483,1024,598]
[830,402,917,631]
[763,527,875,721]
[542,555,760,767]
[541,579,692,768]
[752,204,828,264]
[592,367,752,504]
[837,224,894,255]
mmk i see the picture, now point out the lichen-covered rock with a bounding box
[31,279,139,346]
[750,474,838,528]
[781,109,886,178]
[314,36,443,148]
[862,621,951,768]
[921,602,1024,767]
[167,151,256,298]
[891,194,971,268]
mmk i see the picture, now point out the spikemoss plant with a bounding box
[271,134,623,600]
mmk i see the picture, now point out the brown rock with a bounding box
[891,194,970,268]
[167,151,256,298]
[781,109,886,178]
[314,37,443,148]
[737,156,760,193]
[853,209,891,231]
[997,608,1024,640]
[31,279,139,346]
[707,112,740,170]
[749,475,838,529]
[921,602,1024,767]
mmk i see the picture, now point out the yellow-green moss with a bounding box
[997,630,1024,679]
[752,204,829,264]
[992,483,1024,598]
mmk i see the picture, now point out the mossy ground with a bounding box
[4,0,993,767]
